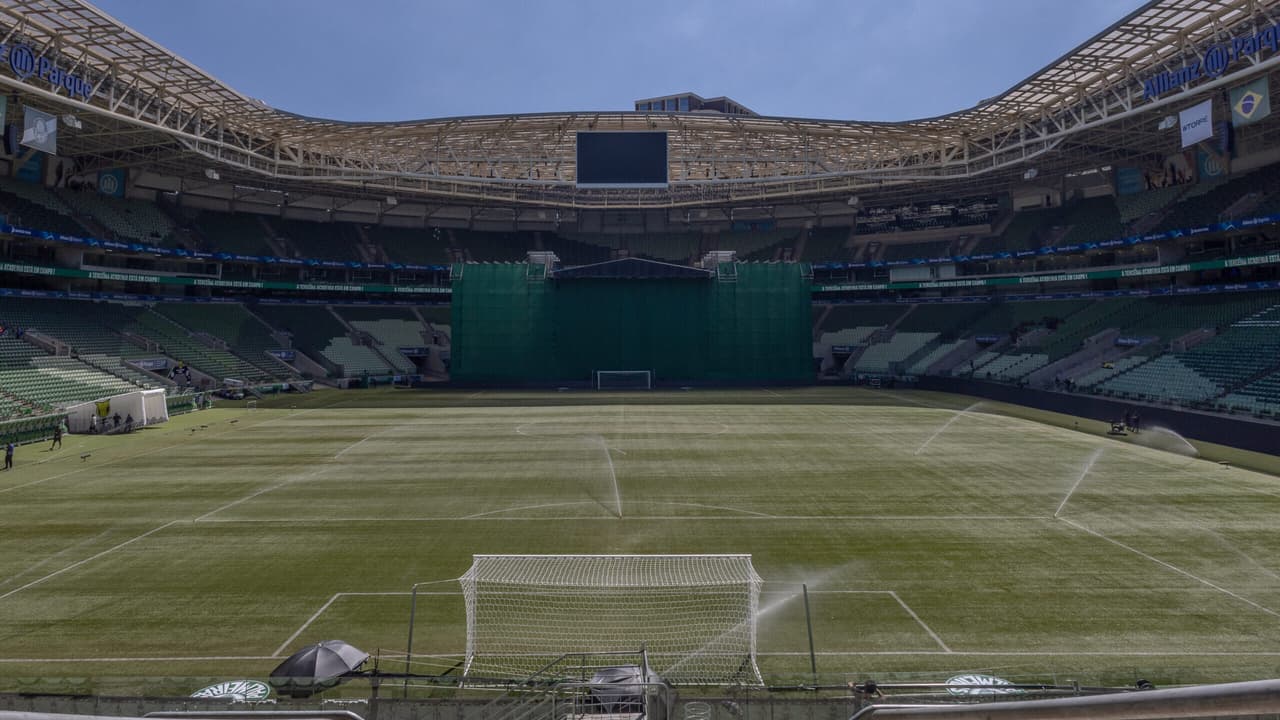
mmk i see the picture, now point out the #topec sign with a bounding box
[0,43,93,100]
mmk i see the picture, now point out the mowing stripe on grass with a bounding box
[0,529,114,591]
[197,427,394,522]
[1059,517,1280,620]
[0,406,311,496]
[0,521,177,602]
[14,649,1280,664]
[0,656,281,663]
[198,513,1051,522]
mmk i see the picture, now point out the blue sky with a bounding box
[90,0,1145,123]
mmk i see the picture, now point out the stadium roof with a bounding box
[1,0,1280,210]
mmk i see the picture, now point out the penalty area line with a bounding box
[273,590,437,657]
[1059,517,1280,620]
[889,590,952,653]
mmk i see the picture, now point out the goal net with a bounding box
[594,370,653,390]
[459,554,763,685]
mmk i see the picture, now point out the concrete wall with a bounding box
[915,377,1279,456]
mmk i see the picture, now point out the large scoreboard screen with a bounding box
[576,131,668,188]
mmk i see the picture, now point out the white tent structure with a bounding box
[65,388,169,433]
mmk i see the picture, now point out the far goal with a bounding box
[459,554,763,685]
[594,370,652,390]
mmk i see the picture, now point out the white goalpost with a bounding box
[594,370,653,390]
[459,554,763,685]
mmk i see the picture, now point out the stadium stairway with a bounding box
[153,303,296,381]
[334,306,430,374]
[853,331,939,375]
[123,309,281,384]
[416,305,452,345]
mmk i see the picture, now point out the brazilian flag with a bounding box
[1231,77,1271,126]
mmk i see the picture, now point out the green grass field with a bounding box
[4,386,1280,695]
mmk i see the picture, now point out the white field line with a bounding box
[461,501,599,519]
[333,434,374,459]
[467,391,485,399]
[331,421,418,459]
[0,655,282,663]
[1059,517,1280,620]
[198,514,1052,523]
[272,593,341,656]
[194,482,292,523]
[762,388,784,397]
[10,649,1280,663]
[0,529,114,589]
[196,428,392,522]
[0,521,177,602]
[515,420,729,438]
[889,590,952,653]
[274,590,437,657]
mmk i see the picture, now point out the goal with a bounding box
[459,554,763,685]
[594,370,652,390]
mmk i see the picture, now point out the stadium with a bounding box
[3,0,1280,719]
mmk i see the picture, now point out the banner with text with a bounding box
[1180,99,1214,148]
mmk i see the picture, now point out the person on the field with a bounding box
[50,424,62,450]
[124,414,134,433]
[4,440,13,470]
[112,413,121,429]
[1132,413,1141,434]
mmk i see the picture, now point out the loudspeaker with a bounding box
[3,124,17,156]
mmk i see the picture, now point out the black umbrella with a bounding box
[269,639,369,698]
[589,665,664,715]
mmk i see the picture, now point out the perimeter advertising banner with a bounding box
[1180,99,1213,148]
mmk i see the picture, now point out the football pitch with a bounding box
[3,386,1280,694]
